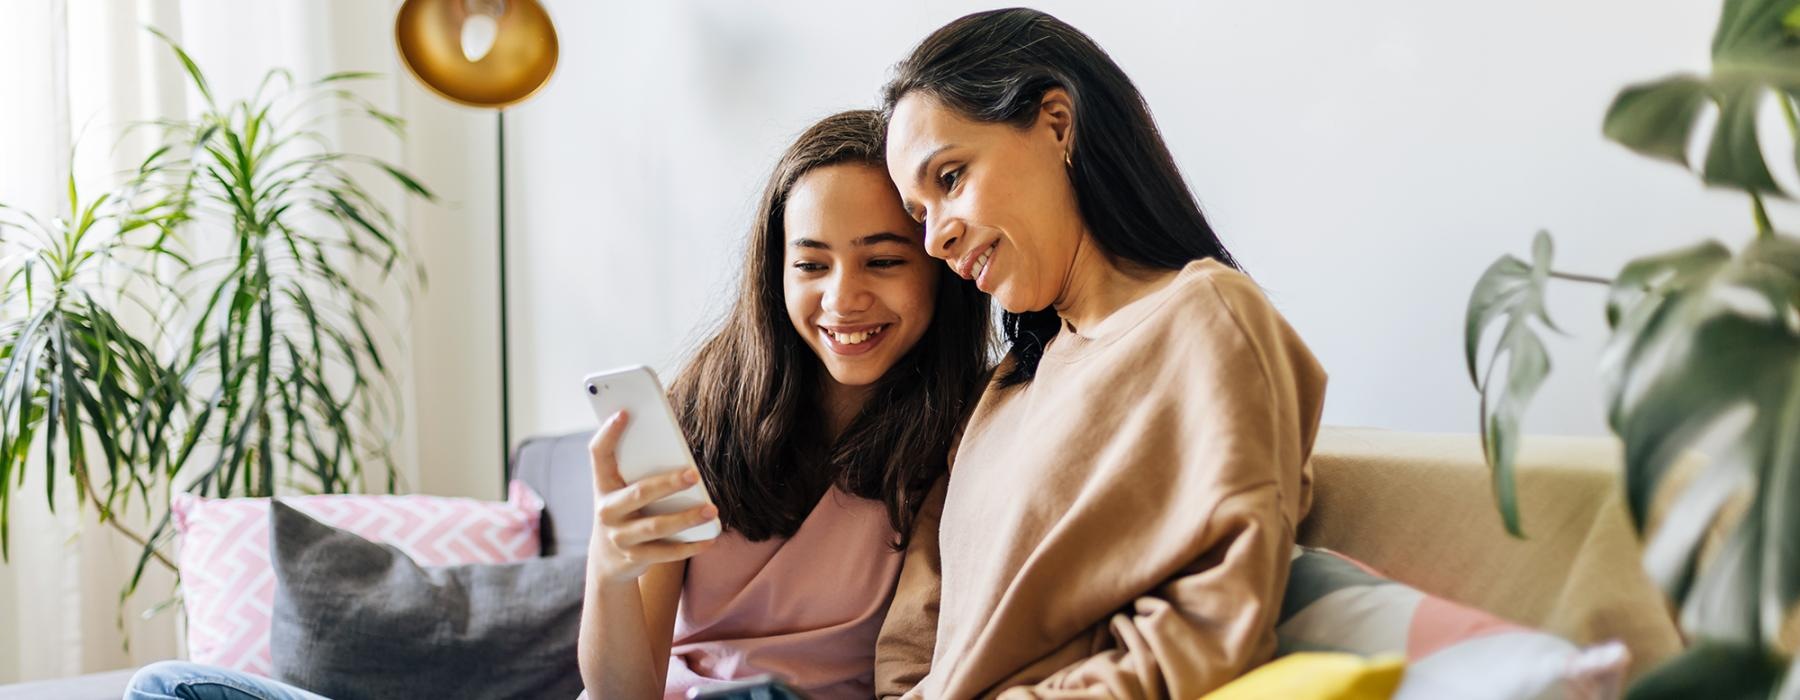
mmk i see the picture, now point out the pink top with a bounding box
[662,487,904,700]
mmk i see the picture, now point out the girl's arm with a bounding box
[579,411,718,699]
[640,561,686,690]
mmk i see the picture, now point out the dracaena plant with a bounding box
[1464,0,1800,696]
[0,31,432,615]
[0,169,191,566]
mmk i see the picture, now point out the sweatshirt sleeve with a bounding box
[875,477,948,699]
[997,488,1294,698]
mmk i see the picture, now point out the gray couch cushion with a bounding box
[269,500,587,700]
[510,431,597,556]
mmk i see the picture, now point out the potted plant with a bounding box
[1465,0,1799,695]
[0,32,432,612]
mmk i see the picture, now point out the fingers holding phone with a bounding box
[584,367,725,583]
[588,417,718,582]
[597,460,702,527]
[587,410,631,497]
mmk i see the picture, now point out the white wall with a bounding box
[404,85,504,500]
[501,0,1768,443]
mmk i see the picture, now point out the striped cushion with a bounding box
[1278,546,1630,700]
[172,482,544,676]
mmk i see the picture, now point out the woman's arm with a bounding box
[999,487,1294,699]
[578,411,717,699]
[875,477,948,699]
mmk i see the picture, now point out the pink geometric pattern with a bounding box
[171,482,545,676]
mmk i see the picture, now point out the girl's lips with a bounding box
[819,324,891,357]
[819,323,886,334]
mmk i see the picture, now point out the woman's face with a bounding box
[885,90,1085,314]
[783,163,939,388]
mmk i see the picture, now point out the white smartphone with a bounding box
[583,365,721,543]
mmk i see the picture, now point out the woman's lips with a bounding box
[974,241,998,292]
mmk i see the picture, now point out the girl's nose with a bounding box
[822,270,873,314]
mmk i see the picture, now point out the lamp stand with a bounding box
[498,109,513,493]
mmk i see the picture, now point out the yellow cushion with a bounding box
[1201,653,1405,700]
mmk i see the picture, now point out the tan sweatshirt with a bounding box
[875,259,1328,699]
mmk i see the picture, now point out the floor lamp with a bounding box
[394,0,558,493]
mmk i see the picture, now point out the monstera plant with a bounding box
[0,32,430,613]
[1465,0,1800,696]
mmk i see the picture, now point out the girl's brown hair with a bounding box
[668,110,990,547]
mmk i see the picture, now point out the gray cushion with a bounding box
[268,500,587,700]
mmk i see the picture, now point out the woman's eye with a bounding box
[938,166,963,192]
[793,261,827,273]
[870,258,907,269]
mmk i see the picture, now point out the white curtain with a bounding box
[0,0,494,681]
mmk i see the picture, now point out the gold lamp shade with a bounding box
[395,0,558,109]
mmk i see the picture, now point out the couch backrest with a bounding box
[1300,427,1683,678]
[510,431,596,557]
[508,425,1684,677]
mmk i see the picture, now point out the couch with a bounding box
[0,426,1685,698]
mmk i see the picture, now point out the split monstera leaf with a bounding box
[1464,0,1800,696]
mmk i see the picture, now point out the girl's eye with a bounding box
[793,261,827,273]
[938,166,964,192]
[870,258,907,269]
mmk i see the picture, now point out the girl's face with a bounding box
[783,163,939,388]
[885,90,1086,314]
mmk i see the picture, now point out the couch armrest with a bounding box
[0,668,136,700]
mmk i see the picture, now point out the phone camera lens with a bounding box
[587,384,598,395]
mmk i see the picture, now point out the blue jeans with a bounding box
[125,661,330,700]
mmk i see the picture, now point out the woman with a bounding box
[875,9,1327,699]
[579,109,990,699]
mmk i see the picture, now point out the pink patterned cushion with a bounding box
[172,482,544,676]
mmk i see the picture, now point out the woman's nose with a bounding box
[925,216,962,259]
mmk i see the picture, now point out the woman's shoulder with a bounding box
[1144,258,1321,381]
[1152,258,1282,339]
[1176,256,1262,300]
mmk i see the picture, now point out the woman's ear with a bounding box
[1038,87,1076,150]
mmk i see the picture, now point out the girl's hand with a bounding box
[587,411,718,583]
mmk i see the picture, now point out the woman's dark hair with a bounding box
[668,110,991,548]
[883,7,1238,386]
